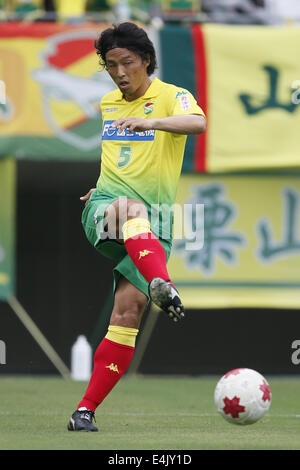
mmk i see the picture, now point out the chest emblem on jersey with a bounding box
[144,102,154,115]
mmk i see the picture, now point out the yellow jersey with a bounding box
[96,77,205,239]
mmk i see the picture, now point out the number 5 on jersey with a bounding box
[117,145,132,168]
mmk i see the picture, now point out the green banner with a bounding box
[0,157,15,300]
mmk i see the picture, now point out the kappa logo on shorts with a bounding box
[102,120,155,141]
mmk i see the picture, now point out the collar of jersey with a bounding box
[114,77,163,102]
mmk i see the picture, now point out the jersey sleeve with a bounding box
[169,88,205,117]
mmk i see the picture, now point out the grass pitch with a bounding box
[0,375,299,450]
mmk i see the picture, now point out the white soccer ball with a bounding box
[214,368,271,425]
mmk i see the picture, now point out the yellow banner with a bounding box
[169,173,300,308]
[0,23,115,158]
[204,25,300,172]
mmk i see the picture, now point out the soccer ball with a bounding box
[214,368,271,425]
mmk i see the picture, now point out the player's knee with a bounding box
[111,299,147,328]
[105,198,148,238]
[127,199,148,221]
[118,309,141,325]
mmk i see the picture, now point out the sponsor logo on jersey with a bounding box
[102,120,155,141]
[179,94,192,111]
[105,107,118,112]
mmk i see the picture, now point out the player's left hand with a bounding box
[111,117,154,133]
[80,188,96,207]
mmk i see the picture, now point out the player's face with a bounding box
[105,48,151,101]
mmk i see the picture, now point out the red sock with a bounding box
[78,338,134,411]
[124,231,170,283]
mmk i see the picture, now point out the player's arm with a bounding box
[112,114,206,135]
[149,114,206,135]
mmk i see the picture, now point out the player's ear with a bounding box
[143,54,151,69]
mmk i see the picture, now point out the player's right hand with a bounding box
[80,188,96,207]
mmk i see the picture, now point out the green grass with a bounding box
[0,375,299,450]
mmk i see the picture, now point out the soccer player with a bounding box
[68,22,206,432]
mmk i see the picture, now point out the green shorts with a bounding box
[81,190,172,298]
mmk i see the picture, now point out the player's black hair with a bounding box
[95,22,157,76]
